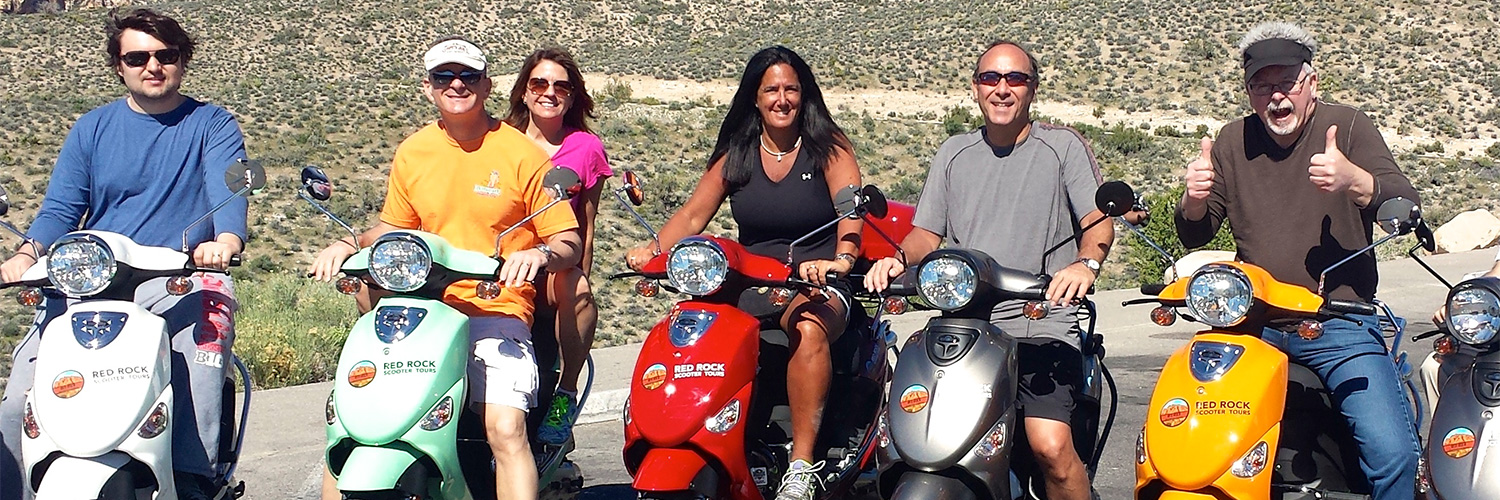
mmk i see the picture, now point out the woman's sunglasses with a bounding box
[120,48,182,68]
[429,70,485,86]
[527,78,575,98]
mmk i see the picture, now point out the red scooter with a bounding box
[612,171,914,500]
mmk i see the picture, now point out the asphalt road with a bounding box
[241,249,1491,500]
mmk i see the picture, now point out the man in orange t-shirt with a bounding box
[310,36,580,500]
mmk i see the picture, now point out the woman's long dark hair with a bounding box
[710,46,849,188]
[504,47,596,134]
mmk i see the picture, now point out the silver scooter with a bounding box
[871,182,1138,500]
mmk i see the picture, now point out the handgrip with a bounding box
[1323,299,1377,316]
[1140,283,1166,296]
[229,254,242,267]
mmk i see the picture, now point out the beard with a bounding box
[1263,100,1298,136]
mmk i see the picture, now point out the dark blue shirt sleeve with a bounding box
[26,121,94,248]
[202,108,249,245]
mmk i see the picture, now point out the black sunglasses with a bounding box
[429,69,485,86]
[120,48,181,68]
[527,78,575,98]
[974,70,1035,87]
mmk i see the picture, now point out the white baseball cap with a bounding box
[423,38,486,72]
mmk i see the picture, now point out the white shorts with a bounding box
[466,315,538,411]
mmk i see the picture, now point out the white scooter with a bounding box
[0,161,262,499]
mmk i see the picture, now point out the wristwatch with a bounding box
[1077,257,1101,276]
[535,243,555,264]
[835,252,858,266]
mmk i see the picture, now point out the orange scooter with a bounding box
[1127,198,1427,500]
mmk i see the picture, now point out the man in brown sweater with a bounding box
[1174,22,1421,499]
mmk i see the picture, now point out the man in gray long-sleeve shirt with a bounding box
[1175,22,1420,499]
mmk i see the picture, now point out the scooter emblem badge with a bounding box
[899,385,929,413]
[348,360,377,388]
[642,363,668,390]
[1159,398,1190,427]
[51,370,84,399]
[1443,427,1477,458]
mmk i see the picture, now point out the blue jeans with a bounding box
[1259,313,1419,500]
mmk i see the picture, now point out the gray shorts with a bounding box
[466,315,537,411]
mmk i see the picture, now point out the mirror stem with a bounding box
[785,205,862,265]
[180,185,252,252]
[0,221,41,257]
[493,197,568,258]
[1316,230,1401,296]
[1039,207,1116,269]
[1118,219,1177,279]
[612,188,659,248]
[1408,244,1452,289]
[298,191,362,249]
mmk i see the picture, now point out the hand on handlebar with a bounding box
[192,241,239,271]
[863,257,905,293]
[798,258,850,288]
[1,253,35,284]
[1047,262,1095,307]
[625,246,658,272]
[310,241,358,282]
[1432,304,1447,327]
[499,247,549,288]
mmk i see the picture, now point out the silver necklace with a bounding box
[760,135,802,162]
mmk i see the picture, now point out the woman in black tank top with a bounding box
[625,46,864,494]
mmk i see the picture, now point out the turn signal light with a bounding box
[1150,306,1177,326]
[1297,320,1324,340]
[336,276,363,295]
[635,278,660,298]
[881,296,909,315]
[17,288,43,307]
[1435,336,1458,356]
[768,287,795,308]
[165,276,193,296]
[22,403,39,439]
[476,281,501,300]
[1022,301,1050,320]
[137,402,169,439]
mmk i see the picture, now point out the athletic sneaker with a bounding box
[774,459,825,500]
[537,390,580,446]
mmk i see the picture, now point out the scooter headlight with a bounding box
[918,257,976,311]
[368,235,431,293]
[419,396,454,431]
[1447,286,1500,345]
[704,399,741,434]
[667,238,728,296]
[47,236,116,297]
[137,402,169,439]
[1186,265,1253,328]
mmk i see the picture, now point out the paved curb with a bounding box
[578,388,628,425]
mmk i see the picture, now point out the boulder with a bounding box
[1433,209,1500,255]
[1164,250,1237,283]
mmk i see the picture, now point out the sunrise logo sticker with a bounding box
[642,363,668,390]
[1443,427,1477,459]
[51,370,84,399]
[1159,398,1190,428]
[899,384,930,413]
[348,361,376,388]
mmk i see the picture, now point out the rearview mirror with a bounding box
[859,185,889,219]
[1375,197,1420,236]
[1094,181,1135,218]
[0,185,9,217]
[543,167,583,201]
[301,166,334,202]
[225,158,267,194]
[622,171,645,206]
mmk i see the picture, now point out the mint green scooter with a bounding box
[298,166,587,500]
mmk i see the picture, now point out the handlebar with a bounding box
[1321,299,1377,317]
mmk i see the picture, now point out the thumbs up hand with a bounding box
[1184,136,1216,201]
[1309,125,1356,193]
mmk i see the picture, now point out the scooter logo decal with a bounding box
[642,363,668,390]
[348,361,377,388]
[51,370,84,399]
[1443,427,1477,458]
[1159,398,1190,427]
[899,385,929,413]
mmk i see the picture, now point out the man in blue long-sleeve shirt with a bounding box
[0,8,247,500]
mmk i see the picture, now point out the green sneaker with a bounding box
[538,391,579,446]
